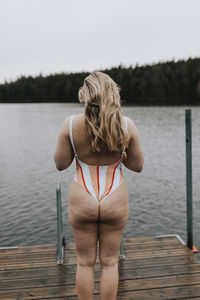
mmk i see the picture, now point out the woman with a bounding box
[54,72,144,300]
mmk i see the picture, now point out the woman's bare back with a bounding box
[71,114,124,166]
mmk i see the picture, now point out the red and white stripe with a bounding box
[74,157,124,205]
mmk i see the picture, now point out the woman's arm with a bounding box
[123,117,144,172]
[54,117,74,171]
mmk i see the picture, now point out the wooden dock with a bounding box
[0,235,200,299]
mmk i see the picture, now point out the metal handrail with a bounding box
[185,109,193,249]
[56,183,65,264]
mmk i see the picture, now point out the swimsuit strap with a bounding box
[69,115,78,158]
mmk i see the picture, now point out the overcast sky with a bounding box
[0,0,199,83]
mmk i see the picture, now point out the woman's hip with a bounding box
[68,180,129,227]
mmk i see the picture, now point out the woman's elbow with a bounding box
[54,155,73,171]
[54,155,66,171]
[135,164,143,173]
[54,160,65,171]
[55,164,65,171]
[134,158,144,173]
[124,160,144,173]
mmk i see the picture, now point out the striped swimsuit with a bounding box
[69,115,127,206]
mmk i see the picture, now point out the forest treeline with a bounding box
[0,57,200,105]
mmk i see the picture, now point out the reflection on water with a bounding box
[0,103,200,248]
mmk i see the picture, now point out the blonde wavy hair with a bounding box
[78,71,129,152]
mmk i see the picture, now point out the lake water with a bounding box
[0,103,200,248]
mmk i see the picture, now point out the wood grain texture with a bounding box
[0,236,200,299]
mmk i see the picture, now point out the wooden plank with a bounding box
[118,248,193,260]
[0,284,78,298]
[0,236,199,299]
[0,242,184,261]
[118,263,200,279]
[0,252,58,262]
[0,237,182,257]
[0,235,179,252]
[117,273,200,291]
[2,287,200,300]
[0,248,194,269]
[117,284,200,300]
[0,254,199,280]
[0,243,186,263]
[0,275,75,290]
[0,244,56,255]
[121,242,184,252]
[178,298,200,300]
[0,266,73,280]
[1,273,200,299]
[122,236,181,244]
[118,253,200,269]
[1,263,200,291]
[0,251,198,272]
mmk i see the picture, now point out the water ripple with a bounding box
[0,104,199,249]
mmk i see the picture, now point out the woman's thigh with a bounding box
[68,181,99,265]
[98,181,129,265]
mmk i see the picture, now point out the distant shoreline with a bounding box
[0,102,199,107]
[1,58,200,105]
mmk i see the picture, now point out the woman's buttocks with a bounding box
[99,180,129,227]
[68,180,100,227]
[68,180,129,228]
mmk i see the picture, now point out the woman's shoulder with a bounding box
[59,113,85,140]
[63,113,84,125]
[125,117,140,141]
[123,115,134,122]
[123,116,136,129]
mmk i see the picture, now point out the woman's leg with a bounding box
[68,181,99,300]
[70,224,98,299]
[99,181,129,300]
